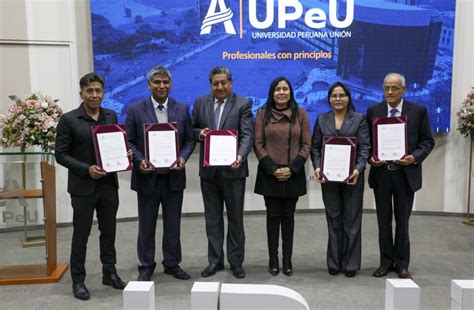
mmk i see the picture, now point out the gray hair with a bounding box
[208,66,232,83]
[147,66,172,81]
[383,72,406,86]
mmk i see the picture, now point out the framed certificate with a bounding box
[372,116,407,161]
[92,124,132,173]
[144,122,180,169]
[321,136,356,183]
[204,130,238,167]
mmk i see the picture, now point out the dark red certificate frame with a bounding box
[204,130,238,167]
[91,124,132,172]
[321,136,357,183]
[372,116,407,162]
[144,122,180,169]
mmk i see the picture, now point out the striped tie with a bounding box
[389,108,398,117]
[214,100,223,129]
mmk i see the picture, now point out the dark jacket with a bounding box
[125,97,196,194]
[55,104,118,196]
[366,100,435,192]
[191,93,254,179]
[311,109,371,174]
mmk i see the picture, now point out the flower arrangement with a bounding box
[456,88,474,139]
[0,93,63,152]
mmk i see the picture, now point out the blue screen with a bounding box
[91,0,455,133]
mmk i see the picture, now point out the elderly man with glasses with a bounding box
[366,73,434,280]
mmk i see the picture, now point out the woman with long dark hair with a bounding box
[311,82,370,277]
[254,77,311,276]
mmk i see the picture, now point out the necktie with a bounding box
[157,104,165,111]
[214,101,223,129]
[389,108,398,117]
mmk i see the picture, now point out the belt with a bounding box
[384,162,401,171]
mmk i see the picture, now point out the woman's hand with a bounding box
[273,167,291,181]
[314,168,324,183]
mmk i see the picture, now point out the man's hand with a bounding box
[370,156,385,167]
[89,165,106,179]
[200,128,210,141]
[127,149,133,160]
[394,154,415,166]
[231,155,243,169]
[347,169,360,185]
[139,160,154,174]
[171,157,186,170]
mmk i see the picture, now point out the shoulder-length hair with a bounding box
[327,82,355,112]
[264,76,299,126]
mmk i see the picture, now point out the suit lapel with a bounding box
[206,96,215,129]
[144,97,158,123]
[401,100,411,118]
[339,110,354,136]
[218,93,234,129]
[376,102,388,118]
[167,98,177,122]
[323,111,338,136]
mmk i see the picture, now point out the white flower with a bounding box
[41,101,48,109]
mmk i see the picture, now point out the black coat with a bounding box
[55,104,118,196]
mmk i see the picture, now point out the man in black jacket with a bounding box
[55,73,127,300]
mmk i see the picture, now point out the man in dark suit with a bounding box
[125,66,195,281]
[192,66,254,278]
[55,73,126,301]
[366,73,434,279]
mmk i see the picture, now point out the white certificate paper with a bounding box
[97,132,129,172]
[209,135,237,166]
[323,144,351,182]
[377,123,406,160]
[148,130,177,168]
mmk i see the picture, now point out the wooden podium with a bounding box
[0,157,68,285]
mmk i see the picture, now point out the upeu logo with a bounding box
[200,0,354,35]
[200,0,237,35]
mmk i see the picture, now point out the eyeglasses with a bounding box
[330,94,347,99]
[383,86,403,93]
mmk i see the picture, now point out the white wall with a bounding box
[0,0,473,223]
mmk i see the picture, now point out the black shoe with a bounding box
[268,256,279,276]
[328,268,340,276]
[137,272,152,281]
[398,269,412,279]
[345,270,356,278]
[372,265,394,277]
[231,265,246,279]
[164,265,191,280]
[201,263,224,277]
[282,257,293,276]
[72,283,90,300]
[102,273,126,290]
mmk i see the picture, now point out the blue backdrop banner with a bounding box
[91,0,455,132]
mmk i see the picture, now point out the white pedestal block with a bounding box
[385,279,420,310]
[191,281,220,310]
[123,281,155,310]
[219,283,309,310]
[451,280,474,310]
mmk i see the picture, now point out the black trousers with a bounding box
[263,197,298,259]
[321,175,364,272]
[373,169,414,270]
[200,173,246,267]
[70,180,119,284]
[137,174,184,274]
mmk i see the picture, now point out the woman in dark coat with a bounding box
[254,76,311,276]
[311,82,370,277]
